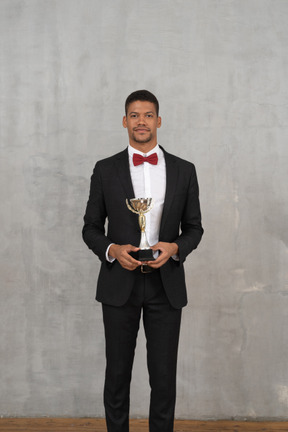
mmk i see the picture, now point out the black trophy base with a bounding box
[138,248,155,262]
[129,249,155,262]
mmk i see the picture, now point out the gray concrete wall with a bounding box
[1,0,288,420]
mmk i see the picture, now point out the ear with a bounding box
[157,116,162,128]
[122,116,127,128]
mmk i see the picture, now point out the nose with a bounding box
[137,115,146,125]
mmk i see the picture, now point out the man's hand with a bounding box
[147,242,179,269]
[108,244,141,271]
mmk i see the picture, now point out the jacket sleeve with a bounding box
[174,164,203,264]
[82,162,112,263]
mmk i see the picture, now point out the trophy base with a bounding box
[129,249,155,261]
[138,248,155,262]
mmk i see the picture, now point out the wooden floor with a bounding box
[0,418,287,431]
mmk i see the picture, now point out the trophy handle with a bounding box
[126,199,138,214]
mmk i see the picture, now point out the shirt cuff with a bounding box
[172,254,179,261]
[106,243,116,263]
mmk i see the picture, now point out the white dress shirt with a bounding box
[128,144,166,248]
[106,144,166,261]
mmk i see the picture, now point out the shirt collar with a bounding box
[128,144,160,158]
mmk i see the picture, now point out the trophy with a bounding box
[126,198,155,261]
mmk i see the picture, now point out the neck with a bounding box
[129,141,157,154]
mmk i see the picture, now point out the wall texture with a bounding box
[1,0,288,420]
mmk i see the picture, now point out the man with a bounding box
[82,90,203,432]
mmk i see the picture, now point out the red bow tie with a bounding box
[133,153,158,166]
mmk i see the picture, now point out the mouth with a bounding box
[134,128,150,133]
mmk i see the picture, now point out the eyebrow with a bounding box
[129,111,155,115]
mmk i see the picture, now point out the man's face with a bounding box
[123,100,161,147]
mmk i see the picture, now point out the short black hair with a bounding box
[125,90,159,116]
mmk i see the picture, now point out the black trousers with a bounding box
[102,269,182,432]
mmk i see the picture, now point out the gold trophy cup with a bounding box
[126,197,155,262]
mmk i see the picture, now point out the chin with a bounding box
[133,134,153,144]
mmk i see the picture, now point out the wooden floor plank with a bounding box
[0,418,287,431]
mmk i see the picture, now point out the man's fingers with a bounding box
[116,245,141,270]
[147,256,165,268]
[129,245,140,252]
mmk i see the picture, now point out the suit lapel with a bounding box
[114,149,139,233]
[160,147,179,236]
[114,148,135,199]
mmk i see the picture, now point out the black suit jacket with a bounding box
[82,146,203,309]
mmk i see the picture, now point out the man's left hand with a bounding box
[146,242,178,268]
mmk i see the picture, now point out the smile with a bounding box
[134,128,150,132]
